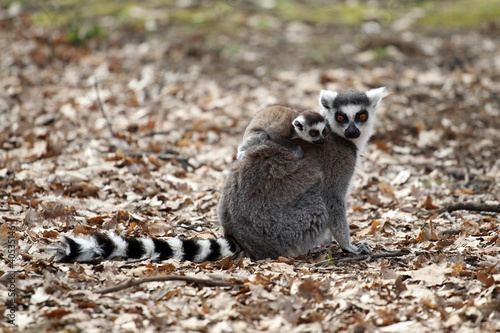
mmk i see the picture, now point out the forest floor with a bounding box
[1,1,500,332]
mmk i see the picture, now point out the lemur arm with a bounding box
[266,133,304,160]
[238,130,304,160]
[328,196,371,254]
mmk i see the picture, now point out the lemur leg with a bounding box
[328,199,371,254]
[267,133,304,159]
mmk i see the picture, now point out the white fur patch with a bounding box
[72,237,99,261]
[319,90,338,109]
[193,239,212,263]
[366,87,389,107]
[109,236,128,259]
[167,238,184,260]
[217,238,234,258]
[141,238,156,259]
[311,121,326,133]
[294,114,306,127]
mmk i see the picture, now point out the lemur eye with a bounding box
[336,115,344,122]
[310,131,317,137]
[359,114,367,121]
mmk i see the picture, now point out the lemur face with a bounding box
[293,112,327,144]
[331,104,369,139]
[319,88,388,149]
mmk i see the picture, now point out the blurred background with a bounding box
[8,0,500,72]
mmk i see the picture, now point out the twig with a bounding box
[433,202,500,214]
[333,251,412,264]
[94,275,243,294]
[94,77,116,138]
[126,151,222,172]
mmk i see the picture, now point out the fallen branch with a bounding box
[94,275,243,294]
[126,151,222,172]
[433,202,500,214]
[333,251,412,264]
[94,77,116,138]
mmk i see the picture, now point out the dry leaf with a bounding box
[395,276,408,294]
[42,309,72,319]
[452,262,464,277]
[422,195,439,210]
[378,181,394,195]
[358,220,381,236]
[476,272,495,288]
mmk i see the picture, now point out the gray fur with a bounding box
[219,88,387,259]
[332,90,370,108]
[219,131,366,259]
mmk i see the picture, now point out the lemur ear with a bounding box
[366,87,389,108]
[319,90,338,109]
[293,120,304,131]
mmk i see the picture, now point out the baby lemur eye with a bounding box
[336,115,344,122]
[310,130,318,137]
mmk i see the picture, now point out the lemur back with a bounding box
[245,105,298,137]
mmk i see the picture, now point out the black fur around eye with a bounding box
[335,112,347,123]
[356,110,368,122]
[309,130,318,137]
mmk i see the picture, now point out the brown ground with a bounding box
[1,3,499,332]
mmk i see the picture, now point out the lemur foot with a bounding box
[341,242,372,255]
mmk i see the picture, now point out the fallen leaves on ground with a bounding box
[1,3,499,333]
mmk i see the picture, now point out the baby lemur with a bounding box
[237,106,327,160]
[49,88,387,263]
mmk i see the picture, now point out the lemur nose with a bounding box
[345,123,360,138]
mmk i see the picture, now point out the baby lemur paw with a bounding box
[292,146,304,160]
[236,151,246,160]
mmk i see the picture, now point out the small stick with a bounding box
[94,77,116,138]
[126,151,220,172]
[333,251,412,264]
[94,275,243,294]
[433,202,500,214]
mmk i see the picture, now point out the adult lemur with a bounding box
[237,106,327,161]
[49,88,388,262]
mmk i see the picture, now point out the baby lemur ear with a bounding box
[319,90,338,109]
[293,119,304,131]
[366,87,389,108]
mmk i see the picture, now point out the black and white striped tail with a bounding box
[48,233,238,263]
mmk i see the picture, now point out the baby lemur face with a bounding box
[319,88,388,152]
[292,111,327,144]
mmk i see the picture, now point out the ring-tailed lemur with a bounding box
[220,88,388,258]
[49,88,387,263]
[237,106,326,161]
